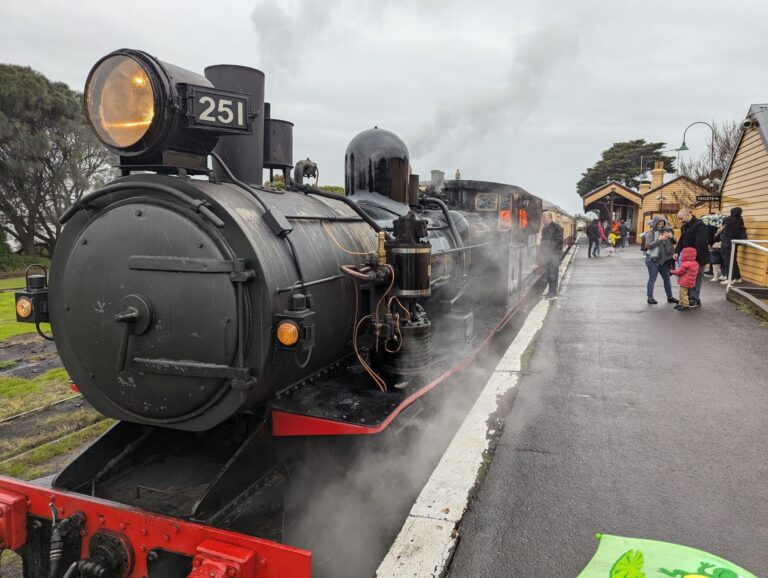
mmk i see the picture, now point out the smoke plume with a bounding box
[408,25,579,159]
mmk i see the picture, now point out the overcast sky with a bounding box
[3,0,768,213]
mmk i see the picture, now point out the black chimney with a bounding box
[204,65,265,185]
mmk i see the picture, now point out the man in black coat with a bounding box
[674,208,709,308]
[540,211,564,299]
[719,206,745,284]
[586,219,600,258]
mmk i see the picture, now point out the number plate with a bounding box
[186,85,251,133]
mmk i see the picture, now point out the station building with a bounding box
[581,163,713,243]
[719,104,768,287]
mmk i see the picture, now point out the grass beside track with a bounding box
[0,407,104,460]
[0,276,25,290]
[1,549,22,576]
[0,418,114,480]
[0,367,71,420]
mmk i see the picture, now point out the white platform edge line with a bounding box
[375,243,578,577]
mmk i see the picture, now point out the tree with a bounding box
[576,139,676,197]
[0,65,112,255]
[677,120,739,185]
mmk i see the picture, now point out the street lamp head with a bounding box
[678,141,689,152]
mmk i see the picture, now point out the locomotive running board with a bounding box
[0,475,310,578]
[271,289,535,437]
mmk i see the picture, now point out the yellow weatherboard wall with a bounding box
[719,125,768,286]
[637,175,710,240]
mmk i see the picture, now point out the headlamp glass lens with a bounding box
[86,55,155,148]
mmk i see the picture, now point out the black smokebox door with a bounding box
[58,202,238,421]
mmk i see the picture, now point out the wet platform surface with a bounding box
[448,239,768,577]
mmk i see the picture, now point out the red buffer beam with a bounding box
[0,476,311,578]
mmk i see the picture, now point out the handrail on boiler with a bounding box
[725,239,768,290]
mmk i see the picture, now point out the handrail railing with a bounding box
[726,239,768,289]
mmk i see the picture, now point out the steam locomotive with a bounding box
[1,49,557,578]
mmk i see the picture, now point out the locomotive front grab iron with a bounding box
[3,49,548,578]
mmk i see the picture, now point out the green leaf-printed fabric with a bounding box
[576,534,758,578]
[610,550,646,578]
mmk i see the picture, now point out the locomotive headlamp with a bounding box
[276,321,300,347]
[84,49,252,172]
[86,54,155,148]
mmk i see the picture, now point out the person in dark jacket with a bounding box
[719,207,745,284]
[703,222,721,278]
[586,219,600,258]
[674,208,709,307]
[540,211,563,299]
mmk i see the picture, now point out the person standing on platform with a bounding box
[719,207,745,285]
[586,219,600,258]
[643,217,676,305]
[540,211,563,300]
[619,220,629,248]
[670,247,700,310]
[674,208,709,308]
[597,220,608,255]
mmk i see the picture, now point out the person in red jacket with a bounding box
[670,247,700,310]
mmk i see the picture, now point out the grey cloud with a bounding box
[4,0,768,214]
[408,25,580,159]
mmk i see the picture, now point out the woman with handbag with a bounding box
[719,207,746,284]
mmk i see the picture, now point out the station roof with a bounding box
[580,180,642,200]
[642,174,708,198]
[720,103,768,186]
[542,199,574,218]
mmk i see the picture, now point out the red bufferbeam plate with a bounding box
[0,476,311,578]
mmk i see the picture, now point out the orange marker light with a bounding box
[276,321,300,346]
[16,297,33,319]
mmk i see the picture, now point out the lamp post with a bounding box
[678,121,721,212]
[678,121,715,173]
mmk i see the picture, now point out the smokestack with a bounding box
[263,102,294,179]
[408,174,419,206]
[430,170,445,190]
[205,65,265,185]
[638,181,651,195]
[650,161,664,190]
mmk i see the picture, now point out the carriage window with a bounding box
[475,193,499,211]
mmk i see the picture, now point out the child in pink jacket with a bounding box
[670,247,700,309]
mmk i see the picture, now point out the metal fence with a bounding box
[725,239,768,289]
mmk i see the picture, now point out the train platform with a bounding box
[441,239,768,577]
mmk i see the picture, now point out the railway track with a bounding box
[0,393,82,425]
[0,387,110,480]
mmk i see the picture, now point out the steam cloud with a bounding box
[251,0,582,179]
[250,0,338,78]
[408,26,580,159]
[250,0,463,79]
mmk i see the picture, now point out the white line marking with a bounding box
[376,240,578,577]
